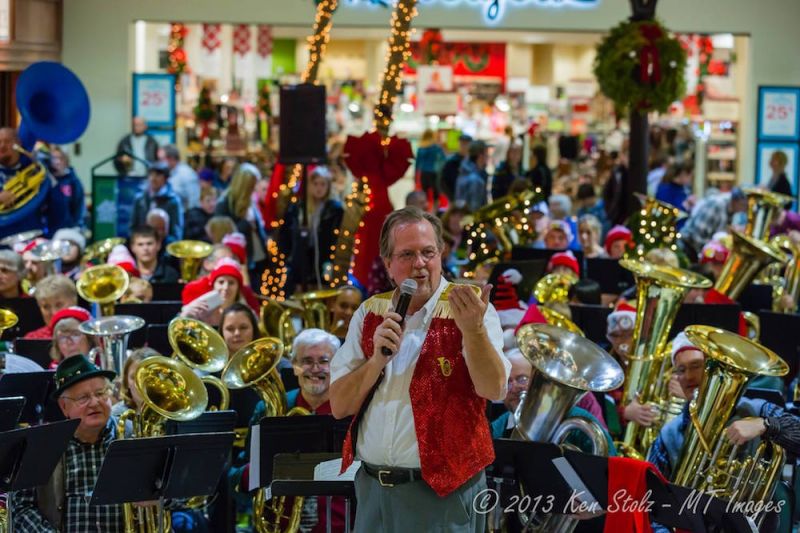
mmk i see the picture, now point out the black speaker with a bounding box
[279,84,327,165]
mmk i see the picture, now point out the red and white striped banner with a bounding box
[201,23,221,52]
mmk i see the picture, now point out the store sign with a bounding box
[757,86,800,141]
[345,0,600,24]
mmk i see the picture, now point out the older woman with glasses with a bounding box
[0,249,25,298]
[48,306,93,369]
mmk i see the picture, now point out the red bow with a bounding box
[639,24,663,84]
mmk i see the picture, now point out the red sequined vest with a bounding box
[340,294,495,497]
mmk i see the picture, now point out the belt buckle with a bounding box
[377,469,395,488]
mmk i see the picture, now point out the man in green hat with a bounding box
[10,354,127,531]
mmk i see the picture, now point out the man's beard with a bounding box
[301,372,329,396]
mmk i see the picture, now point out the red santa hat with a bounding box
[50,306,92,330]
[514,304,549,335]
[222,232,247,264]
[607,300,636,335]
[604,225,633,253]
[700,241,729,265]
[209,257,244,287]
[107,244,140,278]
[493,268,527,330]
[181,277,213,305]
[18,238,47,255]
[547,251,580,276]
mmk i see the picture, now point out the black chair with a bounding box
[150,283,185,302]
[146,324,171,355]
[115,302,183,325]
[0,298,44,339]
[12,339,52,369]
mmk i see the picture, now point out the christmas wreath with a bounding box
[593,19,687,114]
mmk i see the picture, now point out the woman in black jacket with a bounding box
[215,163,264,266]
[767,150,793,197]
[279,166,344,293]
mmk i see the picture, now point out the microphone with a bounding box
[381,278,418,356]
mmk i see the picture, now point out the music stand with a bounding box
[11,339,52,369]
[0,419,80,532]
[165,410,237,435]
[758,310,800,383]
[89,432,235,533]
[584,258,635,295]
[0,371,54,425]
[0,396,25,431]
[670,303,741,338]
[568,304,612,345]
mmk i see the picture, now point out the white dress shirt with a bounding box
[331,277,509,468]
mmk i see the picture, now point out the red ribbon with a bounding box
[638,24,663,84]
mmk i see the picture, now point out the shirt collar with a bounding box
[416,276,448,321]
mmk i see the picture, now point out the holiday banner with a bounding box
[405,39,506,84]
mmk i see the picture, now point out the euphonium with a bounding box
[77,264,130,317]
[221,337,309,533]
[617,259,711,459]
[742,188,793,241]
[673,326,788,522]
[533,272,578,306]
[294,288,339,331]
[166,240,213,282]
[117,356,209,533]
[511,323,624,533]
[81,237,125,268]
[168,317,230,410]
[260,299,299,356]
[79,315,145,374]
[714,230,788,301]
[28,238,73,279]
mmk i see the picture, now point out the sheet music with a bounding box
[248,424,260,492]
[313,458,361,481]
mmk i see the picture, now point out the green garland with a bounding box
[593,19,687,114]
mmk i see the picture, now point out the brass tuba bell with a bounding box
[166,240,214,282]
[81,237,125,268]
[713,230,787,301]
[294,288,339,331]
[77,264,130,317]
[168,317,230,410]
[673,326,788,522]
[742,188,793,241]
[79,315,145,375]
[617,259,711,459]
[533,272,578,306]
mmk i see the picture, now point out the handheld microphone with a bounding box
[381,278,418,356]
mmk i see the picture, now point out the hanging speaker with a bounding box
[279,84,327,165]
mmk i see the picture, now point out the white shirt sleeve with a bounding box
[330,303,367,384]
[463,302,512,392]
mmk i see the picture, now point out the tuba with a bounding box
[1,62,89,232]
[166,240,213,282]
[294,288,339,331]
[533,272,578,306]
[742,188,793,241]
[713,230,787,301]
[617,259,711,459]
[672,326,788,523]
[168,317,230,410]
[117,355,209,533]
[511,323,624,532]
[79,315,145,375]
[260,299,301,356]
[77,264,130,317]
[81,237,126,268]
[221,338,309,533]
[28,239,73,279]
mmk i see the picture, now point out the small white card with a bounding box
[248,425,260,492]
[313,458,361,482]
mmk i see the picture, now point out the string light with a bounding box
[261,0,338,299]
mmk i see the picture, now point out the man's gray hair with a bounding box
[291,328,341,362]
[162,144,180,161]
[146,207,170,227]
[548,194,572,218]
[379,206,444,259]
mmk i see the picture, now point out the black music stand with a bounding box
[12,339,52,368]
[758,310,800,383]
[165,409,237,435]
[670,303,741,338]
[270,452,356,533]
[89,432,235,533]
[569,304,613,345]
[584,258,635,295]
[0,396,25,431]
[0,371,54,425]
[0,419,80,532]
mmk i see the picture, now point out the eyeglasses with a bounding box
[298,357,331,369]
[391,248,439,265]
[62,386,113,407]
[607,315,634,332]
[0,265,17,275]
[56,332,84,344]
[673,363,704,376]
[508,375,530,387]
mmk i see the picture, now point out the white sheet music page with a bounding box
[248,424,260,492]
[314,458,361,481]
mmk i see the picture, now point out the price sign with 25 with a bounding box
[759,87,800,141]
[133,74,176,126]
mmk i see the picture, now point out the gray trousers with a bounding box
[353,466,486,532]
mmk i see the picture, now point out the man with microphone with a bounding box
[331,206,509,531]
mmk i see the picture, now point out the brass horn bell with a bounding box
[166,240,213,282]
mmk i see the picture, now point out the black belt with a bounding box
[362,463,423,487]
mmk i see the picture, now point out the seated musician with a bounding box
[48,307,93,368]
[231,328,345,533]
[220,303,262,357]
[490,348,614,454]
[536,219,572,250]
[604,225,633,259]
[51,228,85,280]
[647,332,784,479]
[24,274,79,339]
[180,258,258,326]
[329,285,364,343]
[10,355,126,531]
[129,226,179,283]
[0,249,27,298]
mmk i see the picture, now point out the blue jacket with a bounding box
[455,158,488,212]
[48,168,85,231]
[415,144,445,174]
